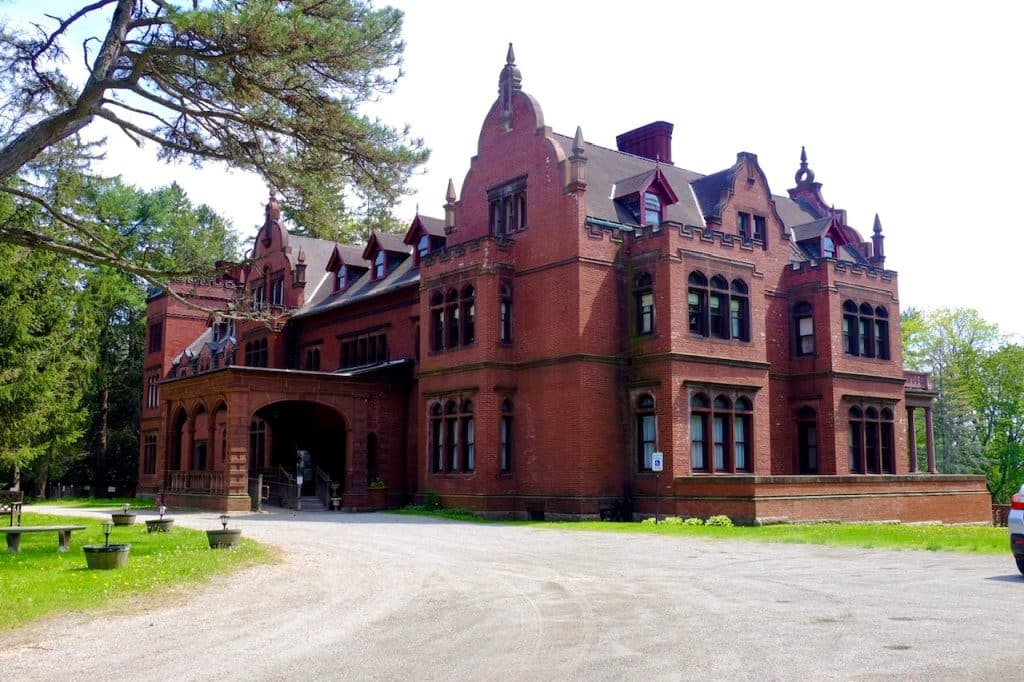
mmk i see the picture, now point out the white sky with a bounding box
[3,0,1022,339]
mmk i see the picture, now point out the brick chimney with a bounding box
[616,121,673,164]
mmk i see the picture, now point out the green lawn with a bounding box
[394,507,1009,554]
[0,512,273,629]
[27,497,155,510]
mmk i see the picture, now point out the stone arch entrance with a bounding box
[251,401,348,496]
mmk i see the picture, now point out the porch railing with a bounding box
[904,370,932,391]
[314,466,331,509]
[167,470,226,494]
[263,466,299,509]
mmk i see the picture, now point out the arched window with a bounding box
[848,407,863,473]
[842,300,859,355]
[500,398,513,473]
[430,291,445,352]
[793,302,814,356]
[461,286,475,345]
[688,272,708,335]
[880,407,894,473]
[858,303,874,357]
[444,400,459,471]
[690,393,709,471]
[797,406,818,474]
[689,392,755,474]
[734,397,752,472]
[730,280,749,341]
[634,272,654,335]
[636,394,657,471]
[445,289,460,349]
[429,403,443,473]
[874,307,890,360]
[499,283,513,343]
[709,276,729,339]
[460,399,475,472]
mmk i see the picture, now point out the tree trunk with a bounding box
[93,381,110,493]
[12,466,20,492]
[36,450,50,499]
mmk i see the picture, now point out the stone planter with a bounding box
[206,528,242,549]
[145,518,175,533]
[83,544,130,569]
[368,487,388,511]
[111,513,136,526]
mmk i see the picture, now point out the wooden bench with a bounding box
[0,491,23,526]
[0,525,86,553]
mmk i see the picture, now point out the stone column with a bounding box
[907,408,918,473]
[924,407,937,473]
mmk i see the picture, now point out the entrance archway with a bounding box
[250,401,348,495]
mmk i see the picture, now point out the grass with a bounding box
[26,497,155,510]
[0,512,273,629]
[395,507,1009,554]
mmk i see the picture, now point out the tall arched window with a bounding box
[712,395,731,471]
[460,399,475,472]
[461,286,475,345]
[797,406,817,473]
[636,394,657,471]
[444,400,459,471]
[688,272,708,336]
[500,398,513,473]
[429,404,443,473]
[709,276,729,339]
[874,307,890,360]
[842,300,859,354]
[848,407,863,473]
[734,397,752,472]
[499,283,513,343]
[430,291,445,352]
[445,289,460,348]
[634,272,654,335]
[730,280,749,341]
[793,302,814,356]
[690,393,709,471]
[858,303,874,357]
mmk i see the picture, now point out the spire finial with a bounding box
[498,43,523,125]
[572,126,585,156]
[446,178,457,203]
[795,146,815,185]
[415,202,420,217]
[506,42,515,66]
[873,213,883,234]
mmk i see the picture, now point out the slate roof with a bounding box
[790,217,833,242]
[293,249,419,319]
[551,133,820,234]
[418,215,446,237]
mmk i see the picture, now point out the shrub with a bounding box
[683,517,705,526]
[423,492,442,510]
[662,516,683,525]
[705,514,734,527]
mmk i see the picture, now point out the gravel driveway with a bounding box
[1,506,1022,680]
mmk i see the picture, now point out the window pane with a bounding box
[690,415,705,470]
[713,415,726,470]
[734,417,748,470]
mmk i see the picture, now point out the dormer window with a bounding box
[643,192,662,227]
[335,265,348,292]
[417,234,431,259]
[822,236,836,259]
[373,251,386,280]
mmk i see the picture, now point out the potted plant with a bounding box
[83,521,130,569]
[145,505,174,533]
[111,502,136,526]
[207,513,242,549]
[368,478,388,511]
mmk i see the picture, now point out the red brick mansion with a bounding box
[138,48,990,523]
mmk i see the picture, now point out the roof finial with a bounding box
[506,42,515,66]
[572,126,586,156]
[498,43,522,126]
[415,202,420,217]
[873,213,883,234]
[446,178,457,204]
[795,146,815,185]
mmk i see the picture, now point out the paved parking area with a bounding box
[2,507,1022,680]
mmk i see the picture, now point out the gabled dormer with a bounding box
[613,166,679,228]
[792,213,871,265]
[403,214,446,266]
[362,232,409,282]
[326,245,369,294]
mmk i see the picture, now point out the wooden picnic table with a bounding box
[0,525,87,553]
